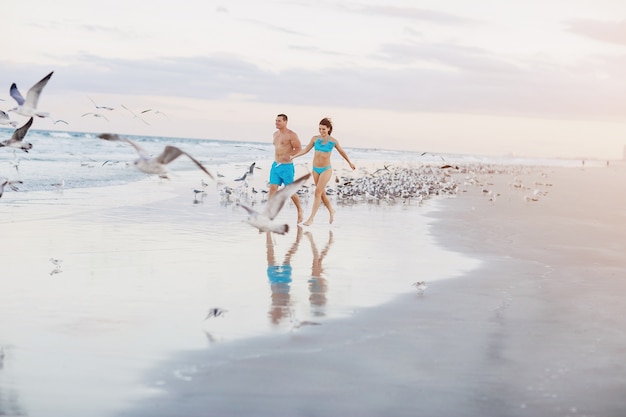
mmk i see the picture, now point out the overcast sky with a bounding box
[2,0,626,159]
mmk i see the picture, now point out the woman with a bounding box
[291,117,355,226]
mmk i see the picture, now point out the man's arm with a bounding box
[289,132,303,156]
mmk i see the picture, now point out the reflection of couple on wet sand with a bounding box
[265,227,334,325]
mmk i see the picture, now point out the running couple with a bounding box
[270,114,355,226]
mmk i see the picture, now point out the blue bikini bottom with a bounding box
[312,165,332,174]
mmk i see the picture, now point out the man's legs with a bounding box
[291,193,303,224]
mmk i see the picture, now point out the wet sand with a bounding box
[117,163,626,417]
[0,160,473,417]
[1,161,625,417]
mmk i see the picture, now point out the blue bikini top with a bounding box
[314,137,335,153]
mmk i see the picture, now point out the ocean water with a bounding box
[0,128,583,193]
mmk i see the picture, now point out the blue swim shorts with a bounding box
[269,162,295,186]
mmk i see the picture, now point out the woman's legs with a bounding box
[303,169,333,226]
[321,193,335,224]
[321,170,336,223]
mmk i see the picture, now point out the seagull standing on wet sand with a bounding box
[0,117,34,153]
[49,258,63,267]
[412,281,427,295]
[204,308,227,320]
[97,133,214,180]
[9,71,54,118]
[238,173,311,235]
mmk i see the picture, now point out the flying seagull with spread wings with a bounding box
[238,172,311,235]
[0,117,34,153]
[9,71,54,118]
[97,133,214,180]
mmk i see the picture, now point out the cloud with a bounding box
[344,4,478,26]
[375,41,508,71]
[287,44,353,57]
[238,18,309,37]
[3,41,625,123]
[565,19,626,46]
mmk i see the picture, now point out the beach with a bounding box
[1,158,625,417]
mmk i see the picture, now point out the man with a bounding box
[269,113,304,223]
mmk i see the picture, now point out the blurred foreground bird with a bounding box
[238,173,310,235]
[0,117,34,152]
[98,133,214,180]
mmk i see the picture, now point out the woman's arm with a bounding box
[291,137,315,160]
[334,139,356,170]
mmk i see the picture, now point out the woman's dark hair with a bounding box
[319,117,333,134]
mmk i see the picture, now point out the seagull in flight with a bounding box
[0,110,18,127]
[141,109,168,118]
[121,105,150,125]
[0,117,34,153]
[0,178,23,198]
[82,112,109,122]
[9,71,54,118]
[88,96,114,111]
[97,133,214,180]
[238,173,311,235]
[234,162,257,181]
